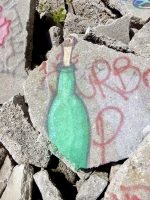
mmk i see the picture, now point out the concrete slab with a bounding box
[0,0,35,103]
[24,35,150,170]
[104,133,150,200]
[108,0,150,23]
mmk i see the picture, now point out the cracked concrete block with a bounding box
[72,0,115,26]
[1,164,34,200]
[104,132,150,200]
[64,12,90,38]
[93,15,130,44]
[49,26,63,48]
[24,35,150,171]
[0,145,7,169]
[0,95,51,168]
[34,170,63,200]
[76,172,108,200]
[0,155,14,197]
[129,21,150,57]
[109,164,121,181]
[0,0,35,103]
[51,159,77,185]
[108,0,150,24]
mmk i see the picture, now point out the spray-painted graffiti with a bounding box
[39,42,150,168]
[0,0,29,102]
[111,184,150,199]
[0,6,11,46]
[122,0,150,8]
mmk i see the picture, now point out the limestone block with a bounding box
[0,95,51,168]
[34,170,63,200]
[104,132,150,200]
[0,156,14,197]
[1,164,34,200]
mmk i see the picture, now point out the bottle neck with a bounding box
[57,66,75,95]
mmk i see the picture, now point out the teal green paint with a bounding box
[47,66,89,170]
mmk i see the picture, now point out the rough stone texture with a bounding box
[51,159,77,184]
[24,35,150,170]
[0,145,7,169]
[0,95,51,168]
[38,0,64,13]
[1,164,33,200]
[0,0,35,103]
[49,26,63,48]
[93,15,130,44]
[0,155,14,197]
[84,27,131,52]
[72,0,115,26]
[76,172,108,200]
[109,164,121,181]
[104,133,150,200]
[108,0,150,24]
[129,21,150,57]
[64,13,90,38]
[33,170,63,200]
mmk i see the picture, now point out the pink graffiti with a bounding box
[0,6,11,46]
[93,106,124,163]
[111,184,150,200]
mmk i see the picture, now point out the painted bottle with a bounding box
[47,36,89,170]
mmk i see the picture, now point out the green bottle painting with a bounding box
[47,36,90,170]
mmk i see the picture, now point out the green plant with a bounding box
[51,7,67,23]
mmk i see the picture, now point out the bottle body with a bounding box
[47,66,89,169]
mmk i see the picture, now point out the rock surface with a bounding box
[64,13,90,38]
[24,35,150,170]
[0,0,35,103]
[51,159,77,185]
[104,132,150,200]
[109,164,121,181]
[0,145,7,169]
[0,155,14,197]
[76,172,108,200]
[1,164,33,200]
[0,95,51,168]
[108,0,150,23]
[93,15,130,44]
[129,21,150,57]
[49,26,63,48]
[72,0,115,26]
[33,170,63,200]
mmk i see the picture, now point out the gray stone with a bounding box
[0,155,14,197]
[0,0,35,103]
[104,132,150,200]
[49,26,63,48]
[64,12,90,38]
[0,95,51,168]
[108,0,150,24]
[0,145,7,169]
[109,164,121,181]
[51,159,77,184]
[76,172,108,200]
[93,15,130,44]
[129,21,150,57]
[1,164,33,200]
[38,0,64,13]
[72,0,115,26]
[84,27,131,52]
[33,170,63,200]
[24,35,150,170]
[77,169,93,180]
